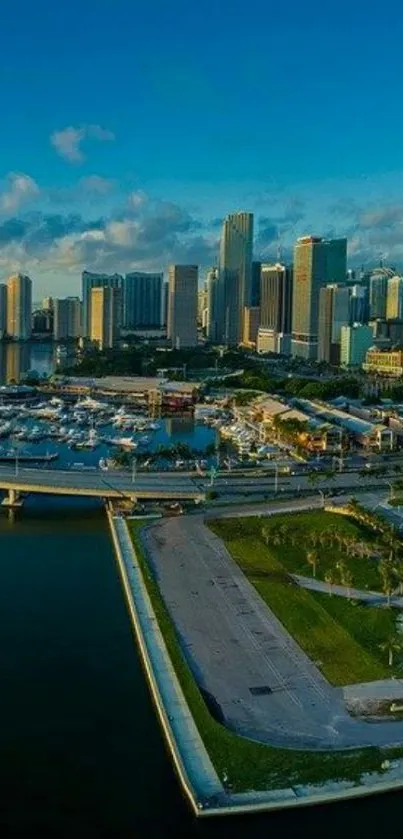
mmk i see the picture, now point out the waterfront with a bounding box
[1,497,403,835]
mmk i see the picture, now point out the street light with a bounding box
[132,456,137,484]
[318,489,325,508]
[387,481,395,502]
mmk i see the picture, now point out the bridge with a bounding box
[0,466,205,507]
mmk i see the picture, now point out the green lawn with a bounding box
[127,521,402,794]
[222,536,392,685]
[211,511,384,591]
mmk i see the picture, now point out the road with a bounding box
[0,465,203,500]
[141,515,403,750]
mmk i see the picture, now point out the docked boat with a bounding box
[107,436,138,450]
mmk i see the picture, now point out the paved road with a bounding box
[0,465,203,499]
[141,515,403,750]
[293,574,403,608]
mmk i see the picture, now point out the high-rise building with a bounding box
[197,284,208,327]
[349,284,368,324]
[340,324,373,367]
[123,272,163,329]
[54,297,82,341]
[217,212,253,344]
[82,271,123,337]
[386,275,403,320]
[42,297,53,312]
[206,267,219,343]
[251,261,261,307]
[369,271,389,319]
[162,281,169,328]
[6,274,32,340]
[242,306,260,346]
[260,263,293,333]
[0,284,7,337]
[90,287,122,349]
[167,265,198,348]
[318,284,350,364]
[291,236,347,359]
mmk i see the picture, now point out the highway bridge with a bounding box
[0,466,205,507]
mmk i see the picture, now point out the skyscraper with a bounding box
[167,265,198,348]
[318,284,350,364]
[0,284,7,337]
[386,275,403,320]
[206,267,219,343]
[349,284,368,324]
[82,271,123,337]
[6,274,32,340]
[217,212,253,345]
[369,272,389,319]
[291,236,347,359]
[54,298,82,341]
[260,263,293,333]
[340,324,373,367]
[90,287,122,349]
[123,272,163,329]
[251,261,261,307]
[162,281,169,328]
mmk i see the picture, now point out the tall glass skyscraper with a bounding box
[206,267,219,342]
[369,272,389,320]
[81,271,123,337]
[291,236,347,360]
[123,272,163,329]
[6,274,32,340]
[217,212,253,345]
[167,265,198,348]
[318,284,350,364]
[386,275,403,320]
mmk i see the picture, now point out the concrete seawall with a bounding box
[107,512,403,817]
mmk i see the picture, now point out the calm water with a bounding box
[0,498,403,837]
[0,343,217,464]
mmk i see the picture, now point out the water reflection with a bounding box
[0,342,55,385]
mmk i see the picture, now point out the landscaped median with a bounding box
[125,517,403,804]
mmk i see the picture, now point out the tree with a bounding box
[262,526,270,546]
[324,569,335,596]
[341,568,354,600]
[307,551,319,578]
[379,635,403,668]
[379,558,397,606]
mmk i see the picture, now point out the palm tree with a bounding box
[340,565,353,599]
[324,568,335,596]
[379,558,397,607]
[379,635,403,668]
[307,551,318,578]
[262,526,271,546]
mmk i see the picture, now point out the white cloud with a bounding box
[50,124,115,163]
[79,175,115,195]
[0,173,39,213]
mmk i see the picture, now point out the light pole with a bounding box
[387,481,395,502]
[132,456,137,484]
[318,489,325,508]
[15,450,19,478]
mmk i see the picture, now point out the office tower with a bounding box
[369,272,388,319]
[90,286,122,349]
[242,306,260,345]
[318,284,350,364]
[349,284,368,324]
[386,275,403,320]
[167,265,198,348]
[123,272,163,329]
[6,274,32,340]
[82,271,123,337]
[0,284,7,337]
[206,267,219,343]
[54,297,82,340]
[291,236,347,360]
[32,308,53,335]
[197,284,208,327]
[217,212,253,344]
[42,297,53,312]
[340,324,373,367]
[162,281,169,327]
[6,342,31,383]
[251,261,261,307]
[260,263,293,333]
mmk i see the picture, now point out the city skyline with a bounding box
[1,2,403,296]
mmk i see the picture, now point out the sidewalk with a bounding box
[293,574,403,608]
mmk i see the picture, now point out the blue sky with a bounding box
[1,0,403,295]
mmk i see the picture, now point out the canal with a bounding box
[1,498,403,836]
